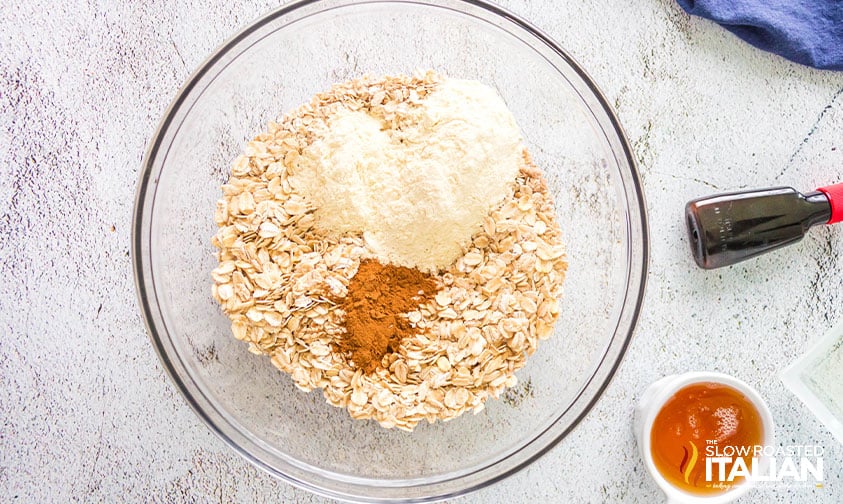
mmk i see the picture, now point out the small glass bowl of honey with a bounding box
[634,372,775,503]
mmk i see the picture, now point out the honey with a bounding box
[650,382,764,495]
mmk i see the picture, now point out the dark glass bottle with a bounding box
[685,184,842,269]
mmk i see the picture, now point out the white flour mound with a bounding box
[293,78,523,272]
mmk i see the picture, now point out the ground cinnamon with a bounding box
[339,259,438,373]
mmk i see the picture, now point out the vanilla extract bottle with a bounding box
[685,183,843,269]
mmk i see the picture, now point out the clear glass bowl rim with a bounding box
[132,0,650,501]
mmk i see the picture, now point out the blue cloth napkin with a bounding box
[676,0,843,70]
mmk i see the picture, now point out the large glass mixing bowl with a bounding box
[132,0,649,501]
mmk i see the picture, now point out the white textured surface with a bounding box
[2,0,842,502]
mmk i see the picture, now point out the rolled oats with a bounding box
[212,74,568,430]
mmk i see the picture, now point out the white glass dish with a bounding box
[781,321,843,444]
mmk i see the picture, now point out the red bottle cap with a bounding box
[818,182,843,224]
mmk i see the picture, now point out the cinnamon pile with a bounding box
[338,259,438,373]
